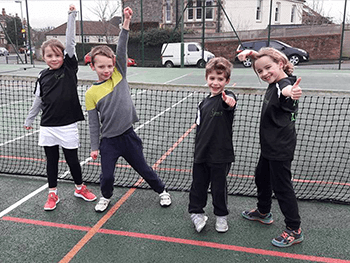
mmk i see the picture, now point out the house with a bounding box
[46,19,121,44]
[0,8,11,46]
[122,0,306,33]
[0,7,27,50]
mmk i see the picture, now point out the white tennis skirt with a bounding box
[39,123,80,149]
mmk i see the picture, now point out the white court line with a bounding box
[0,183,48,218]
[0,89,191,217]
[0,98,32,108]
[0,130,39,147]
[135,91,194,131]
[164,73,191,84]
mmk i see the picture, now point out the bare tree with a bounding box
[304,0,333,25]
[89,0,121,21]
[31,26,54,47]
[88,0,121,43]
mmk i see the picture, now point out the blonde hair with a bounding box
[253,47,294,76]
[90,45,115,65]
[205,57,232,80]
[41,39,65,57]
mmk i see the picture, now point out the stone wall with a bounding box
[123,0,163,23]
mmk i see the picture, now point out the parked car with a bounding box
[84,52,137,67]
[235,40,309,67]
[0,47,9,56]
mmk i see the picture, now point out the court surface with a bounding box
[1,63,350,263]
[1,175,350,263]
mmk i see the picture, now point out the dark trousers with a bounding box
[44,146,83,188]
[188,162,231,217]
[255,154,301,230]
[99,128,165,199]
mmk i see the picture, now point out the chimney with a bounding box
[2,8,6,16]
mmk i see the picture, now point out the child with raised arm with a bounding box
[85,7,171,212]
[238,48,303,247]
[24,5,96,211]
[188,57,237,233]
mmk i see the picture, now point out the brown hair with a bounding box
[90,45,115,65]
[205,57,232,80]
[253,47,294,75]
[41,39,65,57]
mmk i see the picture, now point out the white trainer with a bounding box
[215,216,228,233]
[95,197,110,212]
[191,213,208,233]
[159,190,171,207]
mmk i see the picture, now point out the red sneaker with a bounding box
[74,185,97,201]
[44,192,60,211]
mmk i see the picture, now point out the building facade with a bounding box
[122,0,305,33]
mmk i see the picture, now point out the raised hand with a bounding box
[124,7,133,19]
[222,91,236,108]
[237,49,257,62]
[291,77,302,100]
[69,4,76,11]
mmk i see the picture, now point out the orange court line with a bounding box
[2,156,350,187]
[98,229,350,263]
[152,123,196,168]
[58,123,195,262]
[58,181,141,263]
[2,216,350,263]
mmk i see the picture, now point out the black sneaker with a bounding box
[272,228,304,248]
[241,208,274,225]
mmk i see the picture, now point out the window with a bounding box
[187,0,213,21]
[291,5,296,23]
[256,0,262,21]
[166,0,172,23]
[269,41,284,50]
[275,2,280,22]
[205,0,213,20]
[196,0,202,20]
[187,0,194,20]
[188,43,199,52]
[83,36,90,43]
[98,36,104,43]
[253,41,267,50]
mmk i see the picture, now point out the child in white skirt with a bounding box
[24,5,96,211]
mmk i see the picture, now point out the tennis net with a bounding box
[1,76,349,203]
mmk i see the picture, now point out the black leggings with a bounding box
[44,145,83,188]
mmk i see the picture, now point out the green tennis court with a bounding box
[1,64,350,262]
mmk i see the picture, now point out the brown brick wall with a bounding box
[205,34,342,62]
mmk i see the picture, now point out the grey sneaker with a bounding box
[159,190,171,207]
[95,197,110,212]
[215,216,228,233]
[272,228,304,247]
[242,208,274,225]
[191,213,208,233]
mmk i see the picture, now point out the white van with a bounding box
[161,42,215,68]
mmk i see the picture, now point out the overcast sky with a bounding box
[1,0,122,29]
[1,0,348,29]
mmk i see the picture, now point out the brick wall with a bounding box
[205,33,343,63]
[343,30,350,58]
